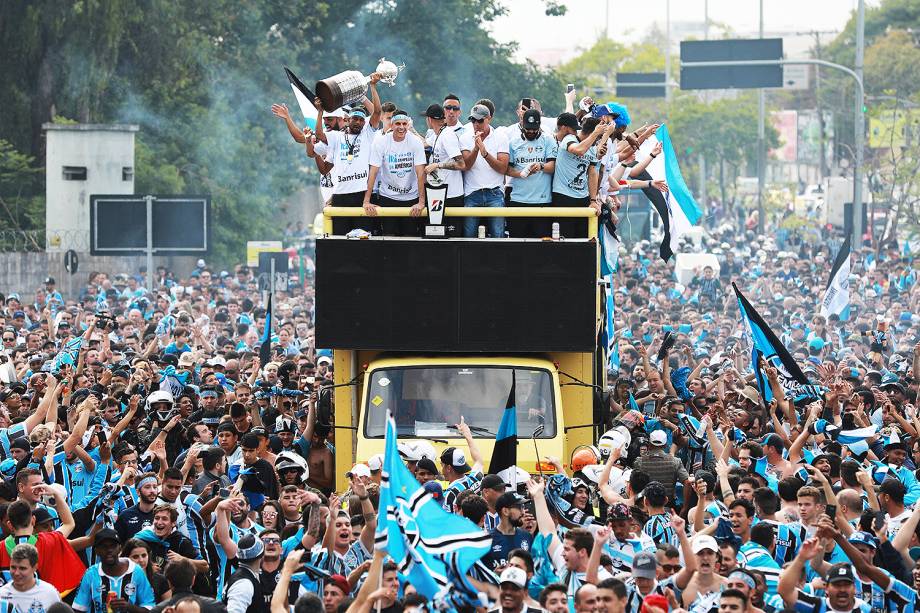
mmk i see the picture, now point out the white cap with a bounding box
[649,430,667,446]
[317,356,333,366]
[692,534,719,554]
[207,355,227,367]
[499,566,527,588]
[367,454,384,472]
[398,442,422,462]
[346,464,371,479]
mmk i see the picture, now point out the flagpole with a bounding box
[270,258,276,338]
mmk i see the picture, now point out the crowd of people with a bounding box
[0,80,915,613]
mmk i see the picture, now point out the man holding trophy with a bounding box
[306,72,383,234]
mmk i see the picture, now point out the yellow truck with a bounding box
[316,207,604,491]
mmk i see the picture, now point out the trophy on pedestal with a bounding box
[315,58,404,111]
[424,181,448,239]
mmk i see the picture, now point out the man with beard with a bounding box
[212,497,263,598]
[115,472,159,541]
[506,108,557,238]
[310,80,382,233]
[485,492,533,571]
[73,528,156,613]
[255,529,307,609]
[422,103,466,236]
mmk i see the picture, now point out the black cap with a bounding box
[33,507,53,524]
[481,473,506,492]
[95,528,121,545]
[825,563,856,584]
[557,112,579,130]
[522,109,541,129]
[217,422,239,435]
[421,104,445,120]
[417,457,438,475]
[44,277,55,285]
[496,492,525,513]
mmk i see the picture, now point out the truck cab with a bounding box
[315,207,603,491]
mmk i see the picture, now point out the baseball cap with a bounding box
[44,277,55,285]
[632,551,657,579]
[848,531,879,550]
[421,104,445,120]
[481,474,506,491]
[649,430,667,447]
[33,507,53,525]
[346,464,371,479]
[556,112,579,131]
[216,422,239,436]
[416,457,438,475]
[236,534,265,561]
[328,574,350,596]
[691,534,719,554]
[468,104,491,121]
[12,311,24,319]
[495,492,525,513]
[440,447,470,472]
[607,503,631,521]
[423,481,443,500]
[326,107,346,119]
[95,528,122,546]
[826,563,856,584]
[317,355,332,366]
[367,454,384,472]
[499,566,527,588]
[522,109,541,129]
[398,442,422,462]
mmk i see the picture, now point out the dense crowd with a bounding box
[0,82,916,613]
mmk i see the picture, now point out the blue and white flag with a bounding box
[811,419,876,457]
[159,365,189,397]
[733,283,816,404]
[284,66,318,130]
[488,374,518,488]
[820,235,851,318]
[375,411,491,601]
[52,332,84,373]
[638,125,703,262]
[604,276,619,374]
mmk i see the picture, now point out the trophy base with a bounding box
[424,225,446,238]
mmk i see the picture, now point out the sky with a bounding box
[490,0,866,65]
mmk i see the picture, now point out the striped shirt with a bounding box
[643,512,679,547]
[737,542,781,593]
[443,470,484,512]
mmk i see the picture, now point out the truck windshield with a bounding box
[363,366,556,439]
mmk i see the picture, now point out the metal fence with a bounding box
[0,230,90,252]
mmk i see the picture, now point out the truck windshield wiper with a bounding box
[449,424,496,437]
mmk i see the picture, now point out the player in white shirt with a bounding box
[460,104,510,238]
[0,543,61,613]
[422,103,467,236]
[364,109,427,236]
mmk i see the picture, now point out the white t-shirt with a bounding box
[0,579,62,612]
[370,132,426,201]
[324,124,376,195]
[312,141,335,203]
[460,127,509,195]
[426,127,464,199]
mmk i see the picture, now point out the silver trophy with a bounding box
[375,57,405,86]
[315,58,404,111]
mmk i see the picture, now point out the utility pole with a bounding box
[813,31,829,180]
[757,0,765,234]
[664,0,671,103]
[853,0,866,247]
[700,0,708,210]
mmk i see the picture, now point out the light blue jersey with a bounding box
[73,559,155,612]
[552,134,597,199]
[508,132,557,203]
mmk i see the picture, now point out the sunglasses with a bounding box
[444,105,460,111]
[661,564,682,573]
[471,118,486,123]
[260,537,281,544]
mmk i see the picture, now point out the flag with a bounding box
[489,374,517,487]
[284,66,318,129]
[52,332,84,373]
[733,283,815,403]
[600,210,621,276]
[604,277,619,374]
[260,294,273,365]
[820,235,851,318]
[628,392,639,413]
[638,124,703,262]
[810,420,876,457]
[159,365,189,397]
[375,411,491,600]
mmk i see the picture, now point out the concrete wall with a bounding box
[44,123,138,252]
[0,252,197,300]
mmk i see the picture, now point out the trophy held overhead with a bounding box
[315,58,404,111]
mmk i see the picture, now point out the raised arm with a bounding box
[271,549,306,613]
[351,477,377,553]
[778,537,821,607]
[455,416,484,471]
